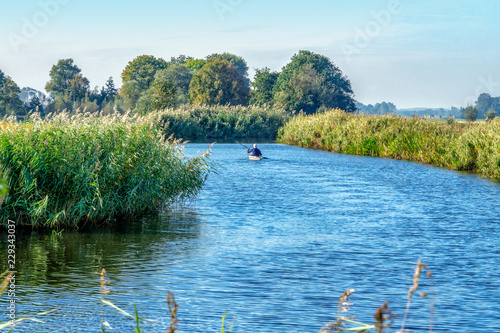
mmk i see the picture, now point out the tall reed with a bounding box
[156,104,290,141]
[278,109,500,179]
[0,111,213,228]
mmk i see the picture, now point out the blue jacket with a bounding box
[248,148,262,157]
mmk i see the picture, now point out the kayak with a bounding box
[248,155,262,161]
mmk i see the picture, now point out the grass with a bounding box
[0,111,214,229]
[278,109,500,179]
[156,104,291,142]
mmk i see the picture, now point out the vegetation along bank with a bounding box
[278,109,500,179]
[0,111,213,229]
[157,104,290,142]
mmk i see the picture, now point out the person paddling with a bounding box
[247,144,262,158]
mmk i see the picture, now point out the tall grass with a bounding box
[278,109,500,179]
[0,111,213,229]
[157,104,290,141]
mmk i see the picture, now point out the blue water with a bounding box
[2,143,500,332]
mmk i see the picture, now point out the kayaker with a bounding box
[247,144,262,157]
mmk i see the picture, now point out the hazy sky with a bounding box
[1,0,499,109]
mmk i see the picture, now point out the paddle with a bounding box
[236,141,250,149]
[236,141,269,159]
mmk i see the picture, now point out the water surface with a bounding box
[2,143,499,332]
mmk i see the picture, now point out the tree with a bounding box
[147,74,178,111]
[485,109,496,121]
[185,59,207,74]
[274,50,356,113]
[206,53,250,87]
[189,59,249,106]
[250,67,279,106]
[45,59,82,97]
[120,55,168,107]
[275,64,331,114]
[26,95,43,114]
[464,105,478,122]
[103,76,118,102]
[68,73,90,102]
[0,69,25,116]
[121,55,168,91]
[168,55,194,66]
[161,65,193,105]
[476,93,493,119]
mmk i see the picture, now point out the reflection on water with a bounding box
[1,144,500,332]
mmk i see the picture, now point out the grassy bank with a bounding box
[157,104,290,142]
[278,109,500,179]
[0,112,213,229]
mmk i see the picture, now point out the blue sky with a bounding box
[1,0,500,108]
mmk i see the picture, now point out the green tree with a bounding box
[26,95,44,114]
[274,50,356,113]
[250,67,279,106]
[168,54,194,66]
[120,55,168,107]
[45,59,82,97]
[0,69,25,116]
[485,109,496,121]
[146,70,178,112]
[69,73,90,102]
[275,64,333,115]
[189,59,249,106]
[103,76,118,102]
[476,93,493,119]
[185,59,207,74]
[160,65,193,105]
[206,53,250,87]
[121,55,168,91]
[464,105,478,122]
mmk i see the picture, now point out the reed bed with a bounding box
[157,104,290,141]
[0,111,213,229]
[278,109,500,179]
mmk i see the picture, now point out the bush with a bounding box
[0,112,213,228]
[157,104,290,141]
[278,109,500,179]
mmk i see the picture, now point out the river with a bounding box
[2,143,500,332]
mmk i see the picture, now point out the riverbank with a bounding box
[0,112,213,229]
[277,109,500,179]
[157,104,290,142]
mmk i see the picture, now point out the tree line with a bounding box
[0,50,357,117]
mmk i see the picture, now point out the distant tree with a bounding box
[275,64,331,114]
[160,65,193,104]
[189,59,249,106]
[0,69,25,116]
[120,55,168,107]
[206,53,250,87]
[274,50,356,114]
[464,105,478,122]
[26,95,43,114]
[250,67,279,106]
[485,109,496,121]
[45,59,83,97]
[375,102,397,115]
[185,59,207,74]
[68,73,90,102]
[476,93,493,118]
[143,70,179,112]
[103,76,118,101]
[168,55,194,66]
[119,80,143,110]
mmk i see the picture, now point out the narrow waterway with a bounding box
[2,143,500,332]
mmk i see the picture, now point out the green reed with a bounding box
[156,104,290,141]
[278,109,500,179]
[0,111,213,229]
